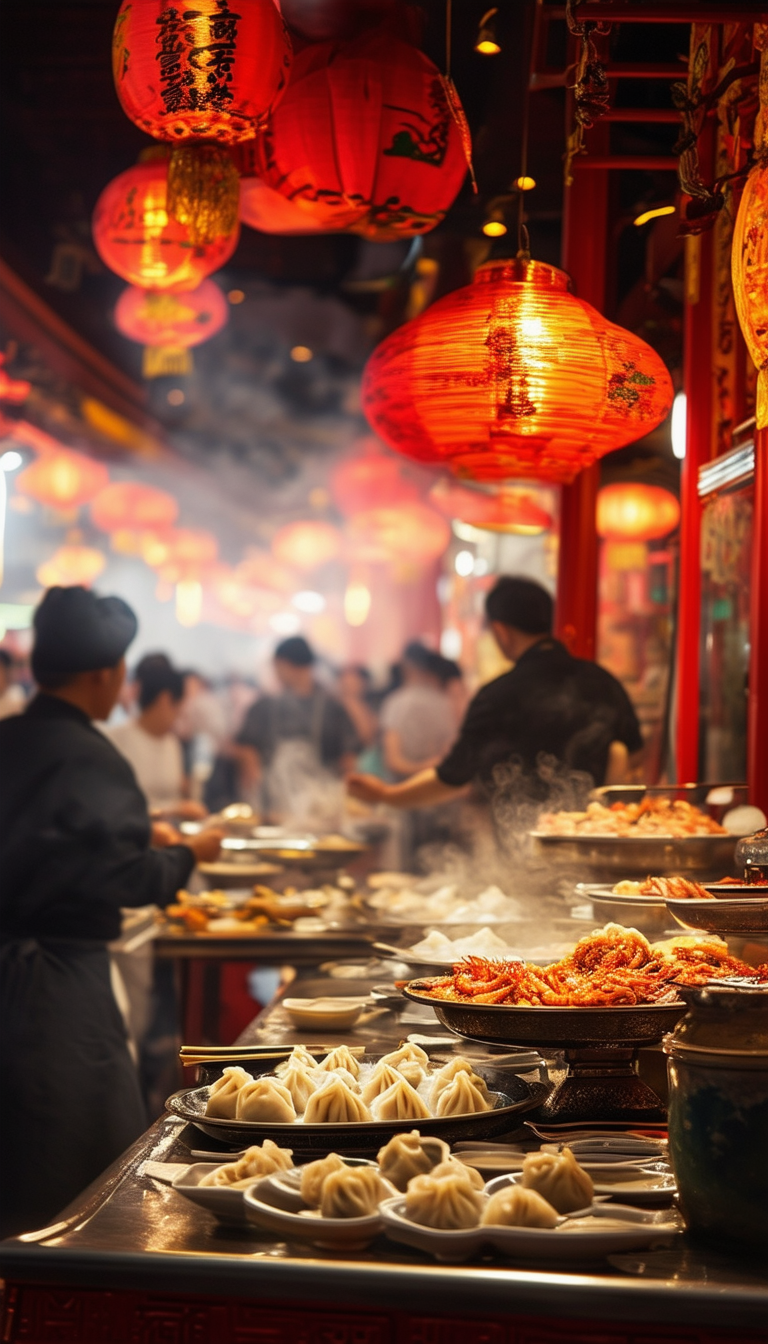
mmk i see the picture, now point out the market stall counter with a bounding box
[2,965,766,1344]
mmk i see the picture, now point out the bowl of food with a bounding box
[532,800,736,879]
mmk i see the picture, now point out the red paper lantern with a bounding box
[17,451,109,511]
[239,176,333,235]
[346,501,450,563]
[91,482,179,534]
[37,544,107,589]
[115,280,228,347]
[112,0,292,143]
[272,520,341,570]
[257,31,469,240]
[331,441,418,516]
[597,483,680,542]
[363,258,674,485]
[146,527,219,580]
[93,161,239,291]
[430,480,553,534]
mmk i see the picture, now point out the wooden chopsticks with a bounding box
[179,1042,366,1067]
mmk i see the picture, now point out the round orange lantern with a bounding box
[91,482,179,534]
[239,176,333,235]
[363,257,674,484]
[430,480,553,534]
[257,31,469,240]
[16,450,109,511]
[37,544,107,589]
[346,502,450,563]
[143,527,218,580]
[115,280,228,347]
[112,0,292,144]
[732,160,768,428]
[596,483,680,541]
[272,520,341,571]
[93,161,239,291]
[331,442,419,516]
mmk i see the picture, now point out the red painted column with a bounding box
[748,428,768,812]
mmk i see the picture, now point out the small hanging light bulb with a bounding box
[482,204,507,238]
[475,8,500,55]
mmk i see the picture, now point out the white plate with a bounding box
[171,1163,259,1224]
[282,998,369,1032]
[259,1158,378,1213]
[379,1195,682,1263]
[243,1177,386,1250]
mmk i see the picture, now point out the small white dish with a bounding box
[171,1163,258,1225]
[243,1176,386,1250]
[282,997,370,1031]
[489,1168,676,1208]
[259,1159,378,1213]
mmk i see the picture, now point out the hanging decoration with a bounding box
[430,480,553,534]
[732,38,768,426]
[596,483,681,542]
[114,280,229,347]
[330,441,419,516]
[93,160,239,291]
[272,520,341,570]
[90,481,179,534]
[362,256,674,486]
[564,0,611,184]
[36,541,107,589]
[16,450,109,511]
[346,501,450,563]
[256,31,469,240]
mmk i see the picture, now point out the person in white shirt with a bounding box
[108,662,202,817]
[380,643,457,779]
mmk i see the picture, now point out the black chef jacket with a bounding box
[0,694,195,940]
[436,638,643,795]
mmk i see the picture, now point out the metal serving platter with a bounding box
[574,884,672,940]
[166,1068,548,1154]
[530,832,736,879]
[665,896,768,937]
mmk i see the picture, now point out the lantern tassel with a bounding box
[142,346,193,379]
[167,144,240,246]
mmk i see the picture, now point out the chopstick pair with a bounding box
[179,1041,366,1067]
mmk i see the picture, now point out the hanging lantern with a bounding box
[257,31,469,240]
[93,161,239,291]
[363,257,674,484]
[239,176,333,235]
[236,548,297,592]
[36,543,107,589]
[91,481,179,534]
[142,526,218,580]
[597,483,680,542]
[346,501,450,563]
[112,0,292,144]
[430,480,554,534]
[272,520,341,570]
[114,280,228,348]
[331,441,418,516]
[16,450,109,511]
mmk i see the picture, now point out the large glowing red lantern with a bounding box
[272,520,341,570]
[17,451,109,511]
[363,258,674,484]
[90,482,179,534]
[112,0,292,144]
[346,502,450,563]
[331,442,418,516]
[93,161,239,291]
[257,31,469,240]
[597,483,680,542]
[430,480,554,534]
[115,280,228,347]
[239,176,332,235]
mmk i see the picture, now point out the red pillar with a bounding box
[748,429,768,812]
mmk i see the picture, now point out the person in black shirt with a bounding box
[0,587,222,1237]
[347,576,643,816]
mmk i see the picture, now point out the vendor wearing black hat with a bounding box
[347,576,642,813]
[0,587,222,1238]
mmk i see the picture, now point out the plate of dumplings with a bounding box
[165,1044,548,1152]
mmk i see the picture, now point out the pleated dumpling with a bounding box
[205,1066,253,1119]
[429,1057,489,1109]
[521,1146,593,1213]
[434,1071,493,1117]
[430,1158,485,1191]
[315,1046,361,1079]
[361,1062,403,1106]
[395,1059,426,1088]
[331,1066,362,1094]
[235,1077,296,1123]
[303,1075,371,1124]
[481,1185,559,1228]
[277,1062,319,1114]
[379,1043,429,1072]
[199,1140,294,1188]
[319,1166,394,1219]
[405,1169,484,1229]
[300,1152,345,1207]
[369,1076,431,1123]
[377,1131,450,1192]
[276,1045,318,1077]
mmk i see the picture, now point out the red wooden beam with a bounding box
[544,4,766,22]
[601,109,680,122]
[748,429,768,811]
[571,156,679,170]
[531,64,686,90]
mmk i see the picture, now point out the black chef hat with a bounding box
[31,586,138,685]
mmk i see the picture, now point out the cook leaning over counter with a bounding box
[348,576,643,815]
[0,586,223,1239]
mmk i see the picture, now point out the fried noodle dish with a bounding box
[536,799,726,837]
[415,925,768,1007]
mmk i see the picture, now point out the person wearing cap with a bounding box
[0,587,222,1238]
[347,575,643,815]
[236,636,359,822]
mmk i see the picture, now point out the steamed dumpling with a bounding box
[434,1071,493,1117]
[205,1066,253,1118]
[316,1046,361,1079]
[319,1166,394,1219]
[369,1076,431,1123]
[405,1169,484,1230]
[521,1146,594,1213]
[279,1062,320,1114]
[429,1058,489,1108]
[377,1131,450,1192]
[331,1066,362,1094]
[303,1075,371,1124]
[199,1140,294,1188]
[300,1152,345,1206]
[395,1059,426,1088]
[361,1062,403,1106]
[275,1046,318,1076]
[481,1185,559,1228]
[235,1077,296,1123]
[380,1043,429,1072]
[430,1158,485,1191]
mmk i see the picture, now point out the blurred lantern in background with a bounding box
[93,160,239,291]
[142,526,218,581]
[175,578,204,627]
[344,579,372,626]
[16,449,109,512]
[331,440,419,515]
[90,481,179,534]
[363,258,674,483]
[36,540,107,588]
[236,548,297,593]
[596,483,680,541]
[430,479,553,534]
[115,280,229,348]
[257,31,469,240]
[272,520,342,570]
[346,501,450,563]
